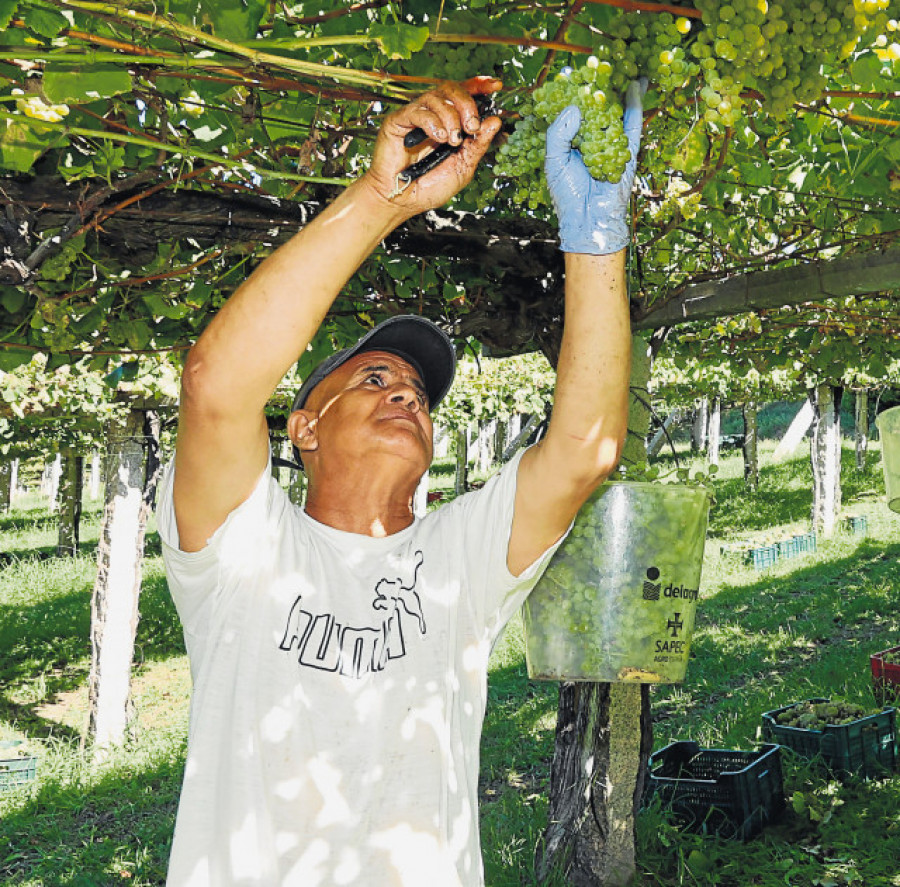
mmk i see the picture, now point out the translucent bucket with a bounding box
[875,407,900,513]
[523,482,710,683]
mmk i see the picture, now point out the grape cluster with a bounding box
[523,482,709,684]
[423,40,504,80]
[494,57,632,209]
[494,0,895,204]
[773,699,876,729]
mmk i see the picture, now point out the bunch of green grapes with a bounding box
[494,57,632,210]
[422,40,505,80]
[493,0,894,207]
[773,699,876,729]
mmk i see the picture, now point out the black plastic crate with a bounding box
[761,698,897,778]
[645,741,786,841]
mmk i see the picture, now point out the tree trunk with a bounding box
[454,428,468,496]
[10,458,18,503]
[742,401,759,490]
[810,385,842,538]
[56,448,83,557]
[501,413,540,463]
[87,409,161,756]
[89,449,102,499]
[476,419,497,474]
[47,452,62,511]
[0,460,11,514]
[288,466,306,507]
[646,409,681,459]
[773,400,814,461]
[691,398,708,453]
[855,389,869,470]
[707,397,722,468]
[538,337,655,886]
[434,424,450,459]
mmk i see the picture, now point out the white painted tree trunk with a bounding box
[10,458,18,502]
[56,448,83,557]
[743,401,759,490]
[90,450,102,500]
[707,397,722,468]
[810,385,842,538]
[691,397,708,453]
[87,409,161,757]
[855,389,869,470]
[433,424,449,459]
[508,413,522,449]
[773,400,815,461]
[47,453,62,511]
[475,419,497,474]
[0,460,11,514]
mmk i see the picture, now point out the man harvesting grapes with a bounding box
[157,76,643,886]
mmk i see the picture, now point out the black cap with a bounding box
[289,315,456,468]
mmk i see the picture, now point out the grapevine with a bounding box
[494,0,898,208]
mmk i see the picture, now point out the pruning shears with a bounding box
[390,93,497,198]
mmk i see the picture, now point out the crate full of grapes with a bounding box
[761,698,897,778]
[871,645,900,704]
[645,741,785,841]
[523,481,710,683]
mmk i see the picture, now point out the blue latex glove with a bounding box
[545,79,646,255]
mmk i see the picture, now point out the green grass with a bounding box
[1,427,899,886]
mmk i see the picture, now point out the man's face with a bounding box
[299,350,434,475]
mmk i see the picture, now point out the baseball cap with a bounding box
[289,315,457,468]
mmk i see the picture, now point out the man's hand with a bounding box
[363,77,502,217]
[545,79,646,255]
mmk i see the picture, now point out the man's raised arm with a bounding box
[174,80,501,551]
[508,81,645,576]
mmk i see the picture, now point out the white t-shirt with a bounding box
[157,448,565,887]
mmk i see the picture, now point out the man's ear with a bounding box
[288,409,319,456]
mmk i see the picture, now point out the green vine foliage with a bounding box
[654,292,900,406]
[0,0,896,384]
[0,351,179,460]
[434,351,555,434]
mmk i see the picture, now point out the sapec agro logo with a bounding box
[641,566,699,659]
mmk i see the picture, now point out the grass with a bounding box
[1,413,898,886]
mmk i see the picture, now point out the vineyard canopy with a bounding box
[0,0,898,375]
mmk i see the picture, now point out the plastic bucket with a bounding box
[523,481,710,683]
[876,407,900,513]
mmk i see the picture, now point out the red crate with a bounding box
[871,645,900,704]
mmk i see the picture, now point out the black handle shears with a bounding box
[390,94,497,197]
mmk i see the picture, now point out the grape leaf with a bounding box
[371,23,430,59]
[198,0,267,42]
[0,120,51,172]
[850,52,887,90]
[43,67,133,103]
[20,3,67,37]
[0,348,33,372]
[0,0,18,30]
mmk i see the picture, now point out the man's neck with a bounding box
[303,462,421,537]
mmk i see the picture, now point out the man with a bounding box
[157,76,643,886]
